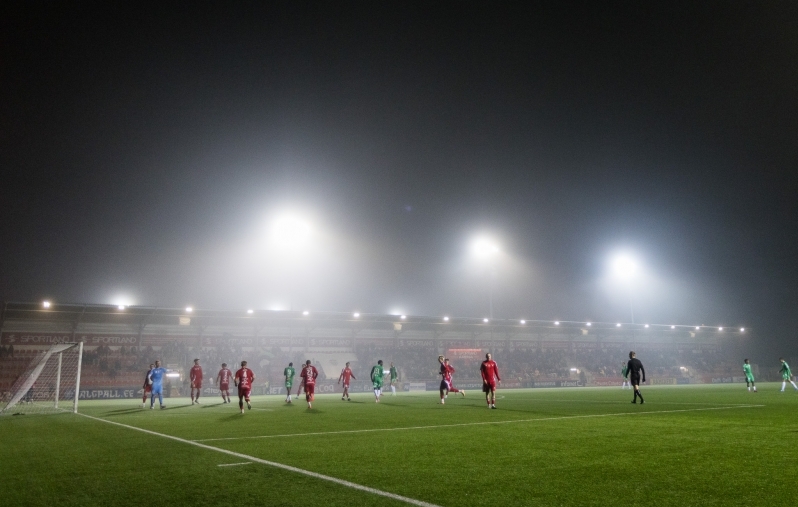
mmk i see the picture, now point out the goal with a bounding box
[0,342,83,415]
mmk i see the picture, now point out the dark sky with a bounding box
[2,2,797,352]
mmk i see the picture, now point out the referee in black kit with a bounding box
[627,351,646,404]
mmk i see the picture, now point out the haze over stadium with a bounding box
[2,2,796,362]
[2,3,798,506]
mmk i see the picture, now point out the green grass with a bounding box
[1,384,795,506]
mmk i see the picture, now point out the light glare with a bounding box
[471,237,500,258]
[185,307,193,313]
[42,301,51,308]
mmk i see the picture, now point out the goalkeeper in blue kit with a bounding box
[148,360,167,409]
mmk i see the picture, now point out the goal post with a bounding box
[0,342,83,416]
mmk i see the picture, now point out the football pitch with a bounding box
[2,384,794,506]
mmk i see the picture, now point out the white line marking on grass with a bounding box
[76,413,441,507]
[194,404,765,442]
[218,462,253,467]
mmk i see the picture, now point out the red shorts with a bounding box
[219,383,229,391]
[304,384,315,395]
[191,381,202,389]
[238,386,251,398]
[143,385,152,394]
[342,383,350,389]
[483,382,497,393]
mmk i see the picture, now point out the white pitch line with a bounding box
[76,413,441,507]
[194,404,764,442]
[218,462,253,467]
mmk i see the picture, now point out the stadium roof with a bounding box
[0,301,745,336]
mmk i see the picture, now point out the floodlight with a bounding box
[471,237,500,258]
[483,318,489,323]
[586,322,592,326]
[671,325,675,329]
[740,328,745,332]
[303,310,309,316]
[520,320,526,324]
[616,323,621,327]
[644,324,649,328]
[247,309,254,314]
[443,316,450,322]
[117,305,125,310]
[185,307,193,313]
[718,327,723,331]
[353,312,360,318]
[270,214,312,250]
[42,301,51,309]
[695,326,700,330]
[400,315,406,320]
[166,373,180,378]
[611,253,639,280]
[554,321,560,326]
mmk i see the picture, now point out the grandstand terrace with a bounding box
[0,301,750,400]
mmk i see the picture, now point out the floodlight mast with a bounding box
[471,237,500,319]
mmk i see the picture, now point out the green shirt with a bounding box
[743,363,753,378]
[284,367,295,381]
[780,362,792,379]
[390,366,397,380]
[371,364,384,382]
[621,366,629,378]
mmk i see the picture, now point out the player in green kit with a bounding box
[371,360,384,403]
[284,362,296,403]
[389,362,398,396]
[621,361,630,389]
[743,359,756,392]
[779,358,798,392]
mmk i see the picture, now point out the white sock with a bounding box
[391,385,396,394]
[782,382,786,390]
[792,381,798,389]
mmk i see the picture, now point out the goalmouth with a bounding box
[0,342,84,416]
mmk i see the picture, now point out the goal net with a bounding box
[0,342,83,416]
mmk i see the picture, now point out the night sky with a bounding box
[2,2,797,353]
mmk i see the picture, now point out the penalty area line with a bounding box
[218,462,253,467]
[76,413,441,507]
[194,404,765,442]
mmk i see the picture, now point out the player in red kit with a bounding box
[141,363,154,408]
[190,358,203,404]
[234,360,255,414]
[299,360,319,409]
[438,356,465,404]
[216,362,232,403]
[338,361,356,401]
[480,353,501,409]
